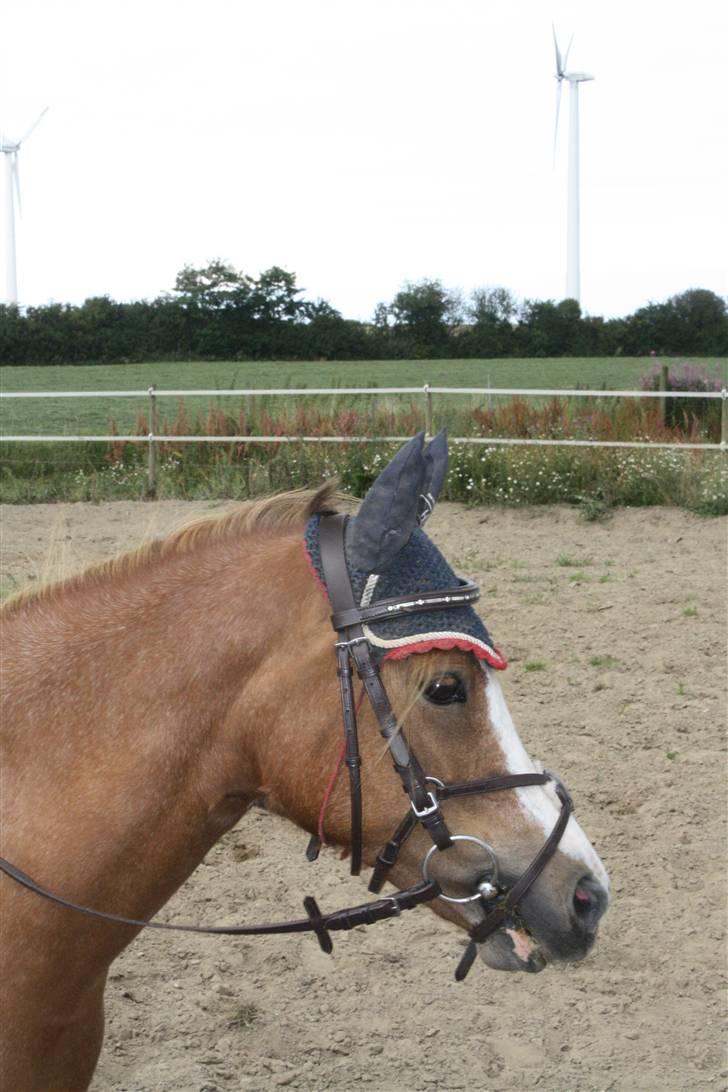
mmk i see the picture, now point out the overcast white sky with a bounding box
[2,0,726,321]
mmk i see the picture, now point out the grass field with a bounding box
[1,357,726,512]
[2,357,726,436]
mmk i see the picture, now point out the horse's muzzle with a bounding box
[525,871,609,966]
[473,868,609,974]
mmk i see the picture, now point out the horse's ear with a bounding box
[347,432,427,571]
[417,428,448,525]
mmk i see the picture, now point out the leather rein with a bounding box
[0,512,572,981]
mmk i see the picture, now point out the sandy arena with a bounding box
[1,500,725,1092]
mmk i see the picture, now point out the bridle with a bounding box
[312,513,573,979]
[0,512,572,981]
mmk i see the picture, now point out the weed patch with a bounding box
[589,654,619,669]
[227,1002,260,1030]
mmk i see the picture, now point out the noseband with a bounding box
[0,512,572,981]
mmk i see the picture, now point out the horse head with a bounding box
[294,431,609,975]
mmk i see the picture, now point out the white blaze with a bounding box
[484,667,609,891]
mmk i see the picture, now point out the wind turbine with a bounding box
[1,107,48,305]
[553,29,593,304]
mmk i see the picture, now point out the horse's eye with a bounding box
[424,673,466,706]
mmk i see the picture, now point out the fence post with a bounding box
[424,383,433,437]
[658,364,669,426]
[145,384,158,498]
[721,389,727,451]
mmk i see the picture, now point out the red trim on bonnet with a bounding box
[303,538,329,600]
[383,639,508,670]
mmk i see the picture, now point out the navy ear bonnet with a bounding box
[304,514,507,669]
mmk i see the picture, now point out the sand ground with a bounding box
[1,500,726,1092]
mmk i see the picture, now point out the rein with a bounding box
[0,855,437,953]
[0,511,572,980]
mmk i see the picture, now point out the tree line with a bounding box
[1,261,726,365]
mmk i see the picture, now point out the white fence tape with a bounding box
[0,385,724,400]
[2,435,722,451]
[1,384,726,453]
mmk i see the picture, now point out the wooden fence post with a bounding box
[145,384,158,498]
[658,364,669,426]
[721,388,727,450]
[424,383,433,437]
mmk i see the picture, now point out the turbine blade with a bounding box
[553,81,562,166]
[12,154,21,216]
[552,24,563,75]
[18,106,49,146]
[563,34,574,73]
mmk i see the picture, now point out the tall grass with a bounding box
[1,393,725,515]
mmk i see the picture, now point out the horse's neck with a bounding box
[1,528,330,931]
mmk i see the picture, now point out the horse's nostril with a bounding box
[572,876,608,930]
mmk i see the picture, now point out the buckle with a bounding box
[335,636,369,649]
[410,791,440,820]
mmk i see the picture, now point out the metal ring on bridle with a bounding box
[422,835,499,904]
[425,776,445,792]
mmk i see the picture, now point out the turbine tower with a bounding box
[1,107,48,305]
[553,29,593,304]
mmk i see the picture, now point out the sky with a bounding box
[2,0,727,321]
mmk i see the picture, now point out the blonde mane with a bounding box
[1,482,345,617]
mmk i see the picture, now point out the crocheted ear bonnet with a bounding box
[304,513,507,669]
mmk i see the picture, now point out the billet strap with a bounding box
[454,779,573,981]
[318,514,366,874]
[368,810,418,894]
[0,854,440,954]
[335,644,363,875]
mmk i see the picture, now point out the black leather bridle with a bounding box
[313,513,573,979]
[0,512,572,981]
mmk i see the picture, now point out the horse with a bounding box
[0,432,609,1091]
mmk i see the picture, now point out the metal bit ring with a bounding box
[422,835,499,904]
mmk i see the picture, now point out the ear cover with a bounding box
[418,427,448,525]
[346,432,427,572]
